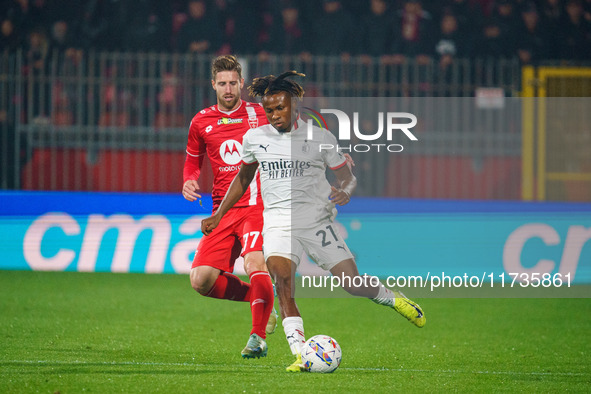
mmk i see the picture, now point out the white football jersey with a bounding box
[241,119,347,230]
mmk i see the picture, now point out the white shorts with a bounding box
[263,221,354,271]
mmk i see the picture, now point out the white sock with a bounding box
[282,316,305,355]
[371,281,395,307]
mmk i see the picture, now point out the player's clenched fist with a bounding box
[201,214,221,236]
[182,180,202,202]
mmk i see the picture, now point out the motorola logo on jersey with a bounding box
[219,139,242,165]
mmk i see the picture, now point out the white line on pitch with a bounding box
[2,360,587,377]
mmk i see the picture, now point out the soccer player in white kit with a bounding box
[201,71,426,372]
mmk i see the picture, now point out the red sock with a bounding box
[248,271,275,339]
[205,272,251,302]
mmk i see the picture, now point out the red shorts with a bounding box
[192,204,264,272]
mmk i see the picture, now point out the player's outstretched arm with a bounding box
[201,163,259,235]
[329,164,357,206]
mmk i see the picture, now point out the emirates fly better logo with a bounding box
[219,140,242,165]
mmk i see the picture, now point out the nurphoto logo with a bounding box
[303,107,418,153]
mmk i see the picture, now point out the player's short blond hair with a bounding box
[211,55,242,81]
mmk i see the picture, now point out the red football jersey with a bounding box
[186,100,268,209]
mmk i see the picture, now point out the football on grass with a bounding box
[301,335,342,373]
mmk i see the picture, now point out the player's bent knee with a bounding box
[190,270,214,296]
[243,252,267,275]
[190,278,211,295]
[244,261,267,275]
[191,281,212,295]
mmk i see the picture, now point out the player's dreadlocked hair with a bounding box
[211,55,242,80]
[248,71,305,100]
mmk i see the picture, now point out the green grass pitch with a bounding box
[1,271,590,392]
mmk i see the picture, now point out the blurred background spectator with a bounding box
[262,0,309,56]
[480,0,520,58]
[0,0,589,63]
[0,18,20,53]
[560,0,591,60]
[442,0,485,37]
[516,2,549,64]
[311,0,359,57]
[391,0,435,63]
[123,0,171,52]
[222,0,265,54]
[47,20,74,55]
[360,0,393,58]
[435,9,469,62]
[175,0,221,54]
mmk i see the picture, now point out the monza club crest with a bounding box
[248,117,259,129]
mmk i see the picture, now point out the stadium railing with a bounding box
[0,50,587,201]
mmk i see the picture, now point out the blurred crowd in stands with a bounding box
[1,0,591,65]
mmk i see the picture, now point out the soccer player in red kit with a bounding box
[182,55,275,358]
